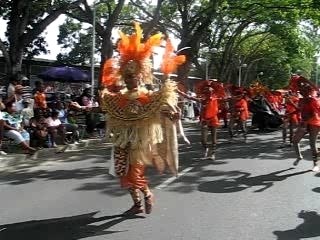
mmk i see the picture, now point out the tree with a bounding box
[0,0,82,77]
[60,0,126,66]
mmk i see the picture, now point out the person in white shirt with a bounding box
[45,110,66,147]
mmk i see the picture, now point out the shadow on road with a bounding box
[198,168,311,193]
[0,211,144,240]
[312,187,320,193]
[273,210,320,240]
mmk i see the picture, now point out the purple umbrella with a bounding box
[38,66,90,82]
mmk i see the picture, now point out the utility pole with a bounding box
[90,0,96,96]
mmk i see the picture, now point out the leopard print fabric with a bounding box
[114,146,129,176]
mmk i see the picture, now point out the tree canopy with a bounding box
[1,0,319,88]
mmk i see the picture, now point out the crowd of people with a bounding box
[0,75,104,155]
[177,75,320,173]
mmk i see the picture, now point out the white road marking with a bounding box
[155,167,194,190]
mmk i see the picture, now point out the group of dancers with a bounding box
[98,22,320,216]
[180,75,320,173]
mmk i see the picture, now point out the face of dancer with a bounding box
[124,74,141,90]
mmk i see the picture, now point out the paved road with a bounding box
[0,123,319,240]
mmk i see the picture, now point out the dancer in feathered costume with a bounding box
[289,75,320,172]
[100,23,187,215]
[228,86,249,142]
[179,80,225,160]
[281,90,300,148]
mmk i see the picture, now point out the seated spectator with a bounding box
[45,110,66,147]
[21,99,34,127]
[5,85,24,113]
[29,109,48,149]
[2,101,36,154]
[0,100,7,155]
[56,102,80,143]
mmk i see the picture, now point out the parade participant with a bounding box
[218,98,229,128]
[228,87,249,142]
[281,91,300,148]
[179,80,224,160]
[100,23,186,215]
[289,75,320,172]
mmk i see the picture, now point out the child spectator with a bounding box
[21,99,34,127]
[45,110,66,147]
[30,109,48,149]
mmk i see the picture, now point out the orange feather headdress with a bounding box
[101,22,163,89]
[160,39,186,76]
[248,81,269,97]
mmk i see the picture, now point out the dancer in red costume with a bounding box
[281,91,300,148]
[218,99,229,128]
[228,88,249,142]
[179,80,224,160]
[290,75,320,172]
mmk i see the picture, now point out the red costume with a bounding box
[285,95,300,124]
[201,96,219,127]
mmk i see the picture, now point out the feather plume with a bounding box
[101,58,119,87]
[161,39,186,75]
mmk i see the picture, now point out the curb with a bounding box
[0,138,109,169]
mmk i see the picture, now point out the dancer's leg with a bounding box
[201,123,209,157]
[281,120,288,147]
[309,125,320,171]
[121,163,148,214]
[292,125,306,165]
[209,126,217,160]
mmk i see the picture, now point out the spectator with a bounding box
[56,102,80,143]
[5,85,24,113]
[80,84,94,107]
[80,84,97,137]
[0,100,7,155]
[7,74,21,98]
[2,101,36,154]
[29,109,48,149]
[21,99,34,127]
[45,110,66,147]
[34,83,47,109]
[21,76,34,106]
[32,81,42,95]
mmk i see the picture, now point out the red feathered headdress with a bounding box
[288,74,317,93]
[194,79,225,98]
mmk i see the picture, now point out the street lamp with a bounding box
[257,71,264,80]
[315,54,320,87]
[90,0,97,96]
[238,63,247,87]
